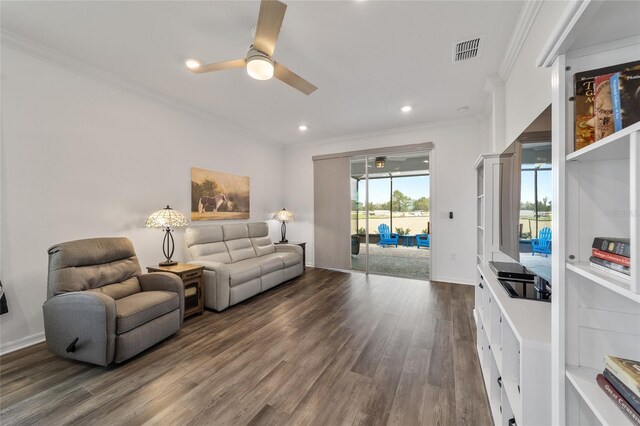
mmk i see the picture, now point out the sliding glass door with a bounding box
[350,152,431,280]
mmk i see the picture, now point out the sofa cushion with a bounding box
[115,291,179,334]
[227,259,261,287]
[248,222,269,238]
[222,223,249,240]
[256,254,284,275]
[225,238,256,263]
[47,237,142,298]
[188,241,231,264]
[251,236,276,257]
[275,251,301,268]
[185,225,223,244]
[87,276,141,300]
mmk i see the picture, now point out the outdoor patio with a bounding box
[351,243,430,280]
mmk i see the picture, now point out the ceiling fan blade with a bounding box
[274,62,317,95]
[189,59,246,74]
[253,0,287,57]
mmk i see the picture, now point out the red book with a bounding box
[592,248,631,267]
[597,374,640,425]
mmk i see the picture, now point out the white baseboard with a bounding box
[0,332,45,356]
[433,275,475,286]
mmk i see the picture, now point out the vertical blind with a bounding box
[313,157,351,270]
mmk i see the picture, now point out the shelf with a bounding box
[567,262,640,303]
[566,122,639,162]
[492,344,503,375]
[566,365,633,426]
[503,379,522,426]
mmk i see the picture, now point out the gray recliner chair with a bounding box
[42,237,184,366]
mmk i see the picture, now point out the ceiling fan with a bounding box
[186,0,317,96]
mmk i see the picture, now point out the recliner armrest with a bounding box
[42,292,116,366]
[139,272,185,323]
[274,244,303,256]
[188,260,230,311]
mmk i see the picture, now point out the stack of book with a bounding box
[590,237,630,279]
[596,356,640,425]
[573,60,640,151]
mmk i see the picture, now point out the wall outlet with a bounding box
[449,253,456,260]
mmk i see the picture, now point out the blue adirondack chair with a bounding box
[377,224,399,247]
[531,227,552,256]
[416,233,430,249]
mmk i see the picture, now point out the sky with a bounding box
[520,168,552,204]
[357,175,430,204]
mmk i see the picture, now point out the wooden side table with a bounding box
[146,263,204,318]
[276,241,306,270]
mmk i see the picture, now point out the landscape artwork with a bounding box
[191,167,250,221]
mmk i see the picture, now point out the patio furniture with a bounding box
[351,235,360,255]
[416,233,430,249]
[377,224,399,247]
[402,235,415,247]
[531,227,551,257]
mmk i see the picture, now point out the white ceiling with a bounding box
[1,1,523,144]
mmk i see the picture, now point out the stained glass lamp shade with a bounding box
[145,205,188,266]
[272,208,294,243]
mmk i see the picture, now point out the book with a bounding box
[597,374,640,425]
[594,73,615,141]
[611,72,623,132]
[590,262,631,280]
[605,368,640,414]
[619,68,640,129]
[592,237,631,257]
[606,356,640,399]
[592,248,631,267]
[573,61,640,150]
[590,256,630,276]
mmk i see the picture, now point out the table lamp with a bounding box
[272,208,294,243]
[145,205,188,266]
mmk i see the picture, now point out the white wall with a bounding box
[283,119,482,286]
[0,47,285,353]
[503,0,569,148]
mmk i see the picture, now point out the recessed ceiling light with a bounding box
[400,105,413,113]
[185,58,202,70]
[423,160,429,163]
[457,106,469,113]
[298,124,308,132]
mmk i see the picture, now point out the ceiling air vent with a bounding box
[453,37,482,63]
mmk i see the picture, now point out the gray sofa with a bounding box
[184,222,303,311]
[43,237,184,366]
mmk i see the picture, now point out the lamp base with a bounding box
[279,239,288,244]
[159,260,178,266]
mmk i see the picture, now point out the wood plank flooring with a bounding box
[0,268,491,426]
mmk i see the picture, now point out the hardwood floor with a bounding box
[0,268,491,426]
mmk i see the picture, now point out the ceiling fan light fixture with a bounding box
[246,51,274,80]
[185,58,202,70]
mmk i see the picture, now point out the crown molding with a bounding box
[289,116,481,148]
[0,29,281,146]
[498,0,543,80]
[484,74,504,93]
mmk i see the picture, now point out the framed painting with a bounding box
[191,167,250,221]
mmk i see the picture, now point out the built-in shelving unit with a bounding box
[475,264,551,426]
[474,154,500,266]
[474,154,551,426]
[538,1,640,424]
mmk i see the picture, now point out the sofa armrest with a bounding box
[274,244,303,256]
[188,260,230,311]
[139,272,185,323]
[42,292,116,366]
